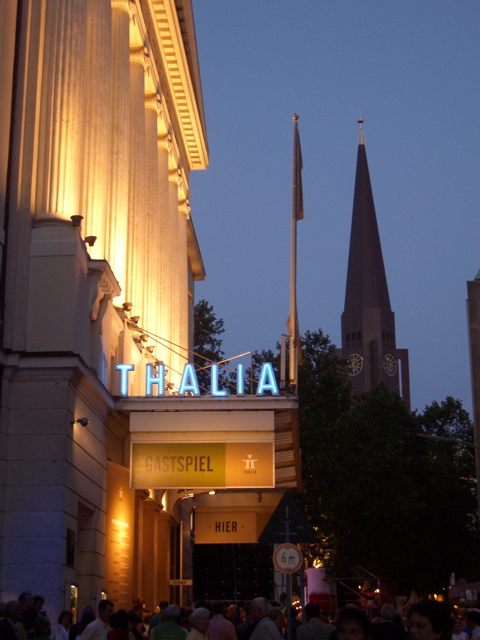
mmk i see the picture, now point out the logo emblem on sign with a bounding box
[243,454,257,473]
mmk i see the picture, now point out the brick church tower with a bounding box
[340,120,410,409]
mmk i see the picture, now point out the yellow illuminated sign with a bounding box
[131,442,274,488]
[195,511,259,544]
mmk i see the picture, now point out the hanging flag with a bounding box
[293,114,304,221]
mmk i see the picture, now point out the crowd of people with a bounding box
[0,592,475,640]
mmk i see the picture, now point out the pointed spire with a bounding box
[344,121,391,312]
[358,117,365,145]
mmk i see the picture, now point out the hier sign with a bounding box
[195,511,258,544]
[131,441,275,489]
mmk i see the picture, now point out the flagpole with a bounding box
[289,114,300,389]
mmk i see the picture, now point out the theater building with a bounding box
[0,0,300,618]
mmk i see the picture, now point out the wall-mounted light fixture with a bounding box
[146,346,155,353]
[85,236,97,246]
[122,302,133,312]
[71,417,89,427]
[140,334,148,342]
[70,215,83,227]
[130,316,140,325]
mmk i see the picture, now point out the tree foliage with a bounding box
[193,299,226,393]
[295,330,480,596]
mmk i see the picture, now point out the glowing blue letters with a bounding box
[116,363,134,397]
[115,361,279,398]
[146,363,165,396]
[211,364,226,397]
[178,363,200,396]
[256,362,279,395]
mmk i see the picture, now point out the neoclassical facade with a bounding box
[0,0,301,616]
[0,0,209,616]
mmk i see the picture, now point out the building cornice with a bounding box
[140,0,208,171]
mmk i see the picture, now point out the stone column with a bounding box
[126,46,148,316]
[144,94,161,337]
[156,135,172,368]
[107,0,131,299]
[177,199,190,365]
[35,0,87,222]
[168,170,182,390]
[81,0,113,259]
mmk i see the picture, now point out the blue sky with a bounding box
[189,2,480,415]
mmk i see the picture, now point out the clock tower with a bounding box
[340,120,410,408]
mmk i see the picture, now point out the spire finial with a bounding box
[292,113,299,121]
[358,116,365,146]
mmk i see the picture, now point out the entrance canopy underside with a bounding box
[115,395,301,490]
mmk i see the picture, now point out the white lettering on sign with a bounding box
[116,362,279,397]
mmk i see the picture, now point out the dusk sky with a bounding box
[189,2,480,415]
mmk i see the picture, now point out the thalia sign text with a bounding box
[115,362,279,397]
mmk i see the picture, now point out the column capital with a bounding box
[158,134,171,152]
[130,45,149,70]
[178,199,191,219]
[111,0,133,14]
[168,168,183,186]
[145,93,162,116]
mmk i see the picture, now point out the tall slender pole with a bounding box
[289,114,303,389]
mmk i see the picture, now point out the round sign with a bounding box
[273,543,303,574]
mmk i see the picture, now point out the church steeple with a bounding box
[341,120,410,407]
[344,118,391,314]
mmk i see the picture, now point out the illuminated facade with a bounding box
[0,0,208,615]
[0,0,300,616]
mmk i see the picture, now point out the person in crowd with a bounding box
[465,613,480,640]
[0,600,24,640]
[249,598,281,640]
[52,611,73,640]
[148,603,169,638]
[107,610,135,640]
[288,607,302,640]
[80,600,114,640]
[372,605,405,640]
[32,600,46,620]
[268,609,285,638]
[206,603,236,640]
[126,612,143,640]
[225,607,242,630]
[151,605,186,640]
[180,609,192,632]
[70,607,95,640]
[336,608,371,640]
[453,618,469,640]
[186,608,211,640]
[408,601,452,640]
[298,603,335,640]
[18,593,37,638]
[30,617,51,640]
[236,607,255,640]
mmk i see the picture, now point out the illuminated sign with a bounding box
[115,362,279,397]
[131,441,275,489]
[195,511,259,544]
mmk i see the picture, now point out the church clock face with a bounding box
[383,353,397,376]
[345,353,363,376]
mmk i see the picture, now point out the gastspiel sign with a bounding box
[131,441,275,489]
[116,362,279,397]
